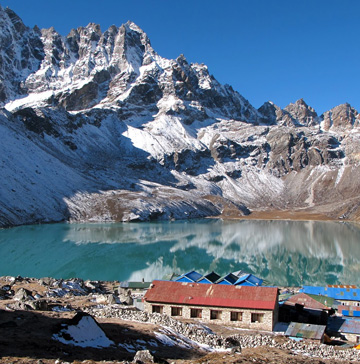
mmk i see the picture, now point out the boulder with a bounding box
[133,349,155,363]
[14,287,33,301]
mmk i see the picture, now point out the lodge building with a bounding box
[143,280,279,331]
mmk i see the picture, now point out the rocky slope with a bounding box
[0,5,360,227]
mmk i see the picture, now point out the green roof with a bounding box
[120,281,152,289]
[307,293,336,307]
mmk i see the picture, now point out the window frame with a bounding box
[190,308,202,318]
[152,305,163,314]
[171,306,183,316]
[251,312,264,323]
[210,309,222,320]
[230,311,243,321]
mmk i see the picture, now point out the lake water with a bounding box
[1,219,360,286]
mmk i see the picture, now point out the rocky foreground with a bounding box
[1,276,360,364]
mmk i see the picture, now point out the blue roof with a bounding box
[217,273,238,285]
[197,277,212,284]
[173,270,262,286]
[235,273,263,286]
[301,286,360,301]
[197,272,221,284]
[203,271,221,283]
[176,276,195,283]
[175,270,203,283]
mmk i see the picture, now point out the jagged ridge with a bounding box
[0,5,360,227]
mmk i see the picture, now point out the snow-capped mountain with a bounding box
[1,5,360,227]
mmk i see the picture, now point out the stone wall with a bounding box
[84,305,360,362]
[144,301,275,331]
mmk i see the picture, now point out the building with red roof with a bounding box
[143,280,279,331]
[280,292,331,325]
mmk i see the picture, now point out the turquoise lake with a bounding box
[1,219,360,286]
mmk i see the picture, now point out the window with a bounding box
[230,311,243,321]
[190,308,202,318]
[251,313,264,323]
[171,306,182,316]
[210,310,222,320]
[152,305,163,314]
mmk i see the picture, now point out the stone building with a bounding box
[143,280,279,331]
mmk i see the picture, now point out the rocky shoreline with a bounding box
[1,276,360,363]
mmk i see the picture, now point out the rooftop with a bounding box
[284,292,330,310]
[285,322,326,341]
[328,316,360,335]
[301,286,360,301]
[144,280,278,310]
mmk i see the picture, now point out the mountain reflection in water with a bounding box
[1,219,360,286]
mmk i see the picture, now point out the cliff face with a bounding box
[0,5,360,226]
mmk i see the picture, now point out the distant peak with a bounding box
[85,22,101,33]
[4,6,27,33]
[258,101,280,111]
[285,98,317,113]
[176,54,188,66]
[328,102,355,112]
[124,20,144,33]
[287,98,308,108]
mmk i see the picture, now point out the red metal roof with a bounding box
[284,293,330,310]
[144,280,278,310]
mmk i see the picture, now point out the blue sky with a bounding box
[3,0,360,114]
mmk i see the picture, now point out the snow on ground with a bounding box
[5,91,54,112]
[155,326,216,352]
[53,314,114,348]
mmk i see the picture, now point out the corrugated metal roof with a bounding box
[217,273,238,285]
[307,294,336,308]
[197,272,221,284]
[144,280,278,310]
[204,271,221,283]
[328,316,360,335]
[301,286,360,301]
[285,322,325,340]
[197,277,212,284]
[284,293,330,310]
[120,281,151,289]
[175,270,203,283]
[235,273,263,286]
[327,285,357,289]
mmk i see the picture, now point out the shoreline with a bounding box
[217,208,359,226]
[1,209,357,230]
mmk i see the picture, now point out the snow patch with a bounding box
[53,314,114,348]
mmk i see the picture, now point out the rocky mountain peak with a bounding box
[321,103,360,131]
[258,101,280,125]
[0,6,45,103]
[3,6,27,34]
[283,98,319,127]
